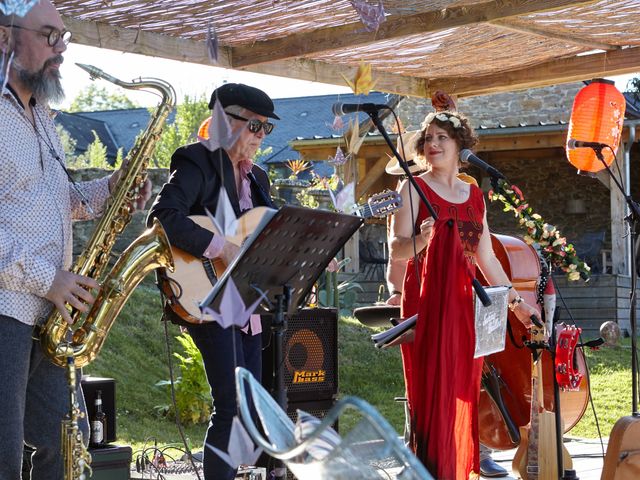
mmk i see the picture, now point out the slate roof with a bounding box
[79,108,177,154]
[55,111,120,160]
[55,87,639,167]
[262,91,391,165]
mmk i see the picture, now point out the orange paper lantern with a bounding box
[566,79,625,173]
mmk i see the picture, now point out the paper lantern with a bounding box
[566,79,625,173]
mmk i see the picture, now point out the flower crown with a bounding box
[421,112,462,129]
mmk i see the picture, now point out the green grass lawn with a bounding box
[84,284,634,453]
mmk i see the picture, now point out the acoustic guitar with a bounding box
[512,322,573,479]
[160,191,402,324]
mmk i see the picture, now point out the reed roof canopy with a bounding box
[55,0,640,98]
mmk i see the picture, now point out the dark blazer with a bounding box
[147,142,272,258]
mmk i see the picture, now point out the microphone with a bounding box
[459,149,505,180]
[567,139,609,150]
[331,102,390,116]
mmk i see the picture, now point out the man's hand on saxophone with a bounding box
[45,271,100,324]
[108,167,153,211]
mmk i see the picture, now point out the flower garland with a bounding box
[488,178,590,281]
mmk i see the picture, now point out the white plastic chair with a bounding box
[235,366,433,479]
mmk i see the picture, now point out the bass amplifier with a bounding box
[262,308,338,403]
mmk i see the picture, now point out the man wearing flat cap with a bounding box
[147,83,278,480]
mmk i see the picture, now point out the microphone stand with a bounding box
[365,110,491,306]
[591,146,640,415]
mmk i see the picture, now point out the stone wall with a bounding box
[482,149,611,248]
[397,82,584,130]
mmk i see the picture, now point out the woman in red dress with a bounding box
[389,111,538,479]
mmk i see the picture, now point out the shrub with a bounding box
[155,333,212,424]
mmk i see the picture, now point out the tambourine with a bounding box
[555,323,583,391]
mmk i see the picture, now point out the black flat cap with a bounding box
[208,83,280,120]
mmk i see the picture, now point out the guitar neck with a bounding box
[526,358,543,478]
[354,202,375,219]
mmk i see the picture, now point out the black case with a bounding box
[89,444,132,480]
[82,376,117,443]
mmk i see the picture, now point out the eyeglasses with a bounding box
[226,112,275,135]
[7,25,72,47]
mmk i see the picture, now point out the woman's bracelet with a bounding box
[508,295,523,311]
[390,290,402,296]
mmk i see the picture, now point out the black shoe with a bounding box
[480,458,508,478]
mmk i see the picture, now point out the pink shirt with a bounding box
[202,158,261,335]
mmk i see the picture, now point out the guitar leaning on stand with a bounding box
[160,190,402,324]
[513,321,573,479]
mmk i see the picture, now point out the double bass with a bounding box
[477,234,589,452]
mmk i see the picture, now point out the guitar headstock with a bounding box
[367,190,403,218]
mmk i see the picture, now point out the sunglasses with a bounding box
[8,25,72,47]
[226,112,275,135]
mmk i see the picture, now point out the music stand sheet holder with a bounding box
[199,205,362,479]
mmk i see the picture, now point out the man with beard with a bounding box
[0,2,149,478]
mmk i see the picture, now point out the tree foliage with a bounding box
[60,126,121,169]
[153,93,210,168]
[69,84,139,112]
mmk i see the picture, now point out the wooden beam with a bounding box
[230,0,598,67]
[428,46,640,98]
[63,16,428,97]
[490,19,620,51]
[356,156,388,200]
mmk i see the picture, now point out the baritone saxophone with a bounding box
[40,64,175,369]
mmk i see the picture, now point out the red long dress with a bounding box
[405,177,485,479]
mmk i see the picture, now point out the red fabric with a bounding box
[405,178,485,479]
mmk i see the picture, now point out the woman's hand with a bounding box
[512,301,540,329]
[386,292,402,306]
[419,217,435,244]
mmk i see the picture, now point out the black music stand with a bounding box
[200,205,363,479]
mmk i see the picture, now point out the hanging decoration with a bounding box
[201,278,266,329]
[345,119,366,155]
[206,416,262,468]
[566,79,626,173]
[198,98,242,152]
[328,181,355,213]
[328,146,350,166]
[1,51,14,93]
[206,22,219,64]
[341,62,377,96]
[330,114,345,132]
[0,0,40,16]
[488,179,590,282]
[349,0,386,32]
[206,188,237,238]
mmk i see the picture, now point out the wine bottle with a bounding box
[90,389,107,447]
